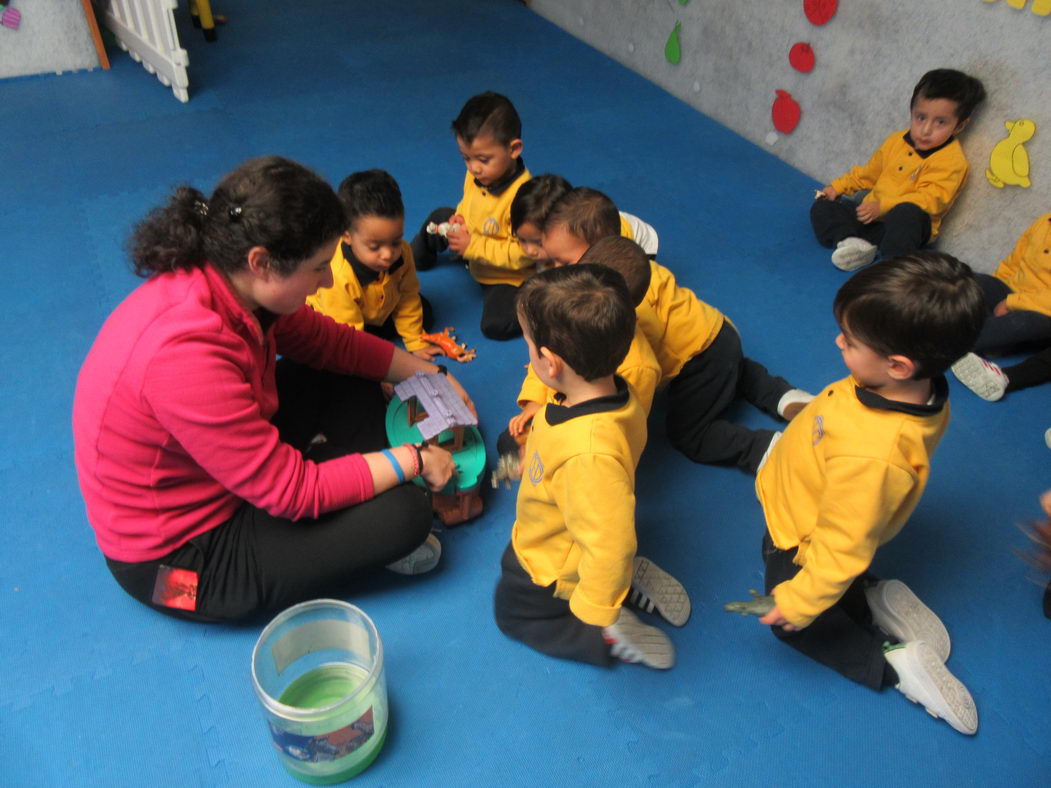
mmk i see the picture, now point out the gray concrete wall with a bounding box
[528,0,1050,271]
[0,1,101,80]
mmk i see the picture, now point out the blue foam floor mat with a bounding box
[1,2,1048,785]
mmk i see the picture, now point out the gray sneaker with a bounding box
[865,579,950,662]
[884,641,978,735]
[385,534,441,575]
[603,608,675,669]
[629,556,691,626]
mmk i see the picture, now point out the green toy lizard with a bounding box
[724,589,775,617]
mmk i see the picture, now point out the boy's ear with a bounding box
[953,116,970,135]
[341,230,354,244]
[246,246,273,281]
[508,138,523,160]
[886,354,918,381]
[538,345,563,379]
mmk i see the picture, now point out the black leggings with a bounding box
[810,197,931,260]
[105,360,433,622]
[763,533,895,690]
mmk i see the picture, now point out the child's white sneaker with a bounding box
[865,579,950,662]
[385,533,441,575]
[951,353,1008,401]
[883,641,978,735]
[629,556,691,626]
[1045,427,1051,450]
[831,237,877,271]
[603,608,675,669]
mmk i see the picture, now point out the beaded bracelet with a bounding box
[411,443,426,477]
[380,448,405,483]
[403,442,422,478]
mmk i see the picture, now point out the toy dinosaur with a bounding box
[419,327,476,362]
[425,220,464,238]
[490,452,522,489]
[724,589,775,617]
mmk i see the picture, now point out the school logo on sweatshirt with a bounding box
[528,451,544,485]
[811,415,825,446]
[482,217,501,237]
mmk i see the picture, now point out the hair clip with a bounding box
[228,205,243,221]
[193,200,209,217]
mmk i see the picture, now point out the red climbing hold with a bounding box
[804,0,837,26]
[772,90,801,134]
[789,42,815,73]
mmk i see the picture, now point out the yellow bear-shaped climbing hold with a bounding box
[986,119,1036,189]
[981,0,1051,16]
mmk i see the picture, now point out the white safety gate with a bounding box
[97,0,189,102]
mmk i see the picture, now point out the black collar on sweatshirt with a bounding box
[544,376,630,426]
[855,375,949,416]
[902,131,955,159]
[343,240,403,286]
[475,157,526,196]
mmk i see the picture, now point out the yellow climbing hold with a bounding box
[665,23,682,64]
[981,0,1051,14]
[986,119,1036,188]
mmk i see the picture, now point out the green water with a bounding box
[280,663,366,708]
[273,663,387,785]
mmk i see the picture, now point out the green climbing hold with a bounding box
[679,0,690,5]
[665,23,682,64]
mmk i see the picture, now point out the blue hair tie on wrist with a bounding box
[381,448,405,483]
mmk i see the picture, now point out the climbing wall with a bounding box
[528,0,1049,269]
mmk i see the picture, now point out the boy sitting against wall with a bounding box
[810,69,985,271]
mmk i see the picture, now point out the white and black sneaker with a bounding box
[603,608,675,670]
[629,556,691,626]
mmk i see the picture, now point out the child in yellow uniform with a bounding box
[307,170,438,359]
[543,188,813,474]
[508,238,661,442]
[811,69,985,271]
[951,212,1051,401]
[511,174,659,269]
[411,91,533,340]
[494,265,690,669]
[754,252,985,735]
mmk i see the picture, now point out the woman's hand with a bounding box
[419,444,456,492]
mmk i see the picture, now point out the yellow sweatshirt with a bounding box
[306,240,427,351]
[636,260,726,380]
[755,375,949,628]
[456,162,535,286]
[830,130,968,239]
[516,323,661,415]
[993,213,1051,318]
[511,378,647,627]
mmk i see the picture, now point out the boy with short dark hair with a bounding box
[508,237,661,441]
[308,170,437,358]
[494,264,690,669]
[544,188,814,475]
[753,251,985,735]
[410,91,533,340]
[811,68,986,271]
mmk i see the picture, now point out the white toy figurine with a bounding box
[426,220,463,238]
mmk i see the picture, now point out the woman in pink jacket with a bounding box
[73,156,474,622]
